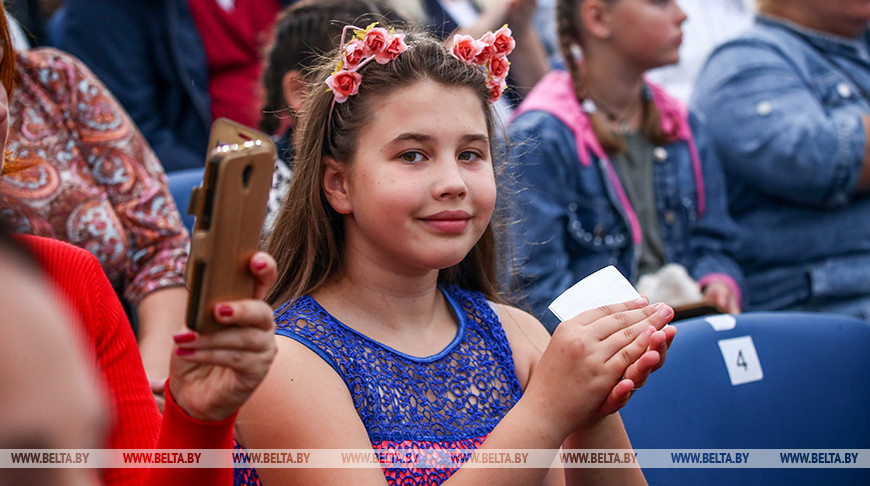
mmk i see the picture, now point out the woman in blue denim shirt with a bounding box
[508,0,743,331]
[692,0,870,319]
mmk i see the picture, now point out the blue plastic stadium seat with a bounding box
[619,311,870,485]
[166,167,204,234]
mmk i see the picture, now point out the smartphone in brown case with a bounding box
[185,118,276,333]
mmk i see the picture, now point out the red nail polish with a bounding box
[217,304,234,317]
[253,258,267,271]
[175,347,195,356]
[173,332,197,344]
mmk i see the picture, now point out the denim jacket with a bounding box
[508,71,742,330]
[692,17,870,312]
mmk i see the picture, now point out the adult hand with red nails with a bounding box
[167,252,278,422]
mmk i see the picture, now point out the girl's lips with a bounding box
[421,219,470,234]
[420,211,472,234]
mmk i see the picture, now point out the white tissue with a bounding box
[548,265,641,321]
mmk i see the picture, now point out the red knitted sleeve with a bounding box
[21,235,233,485]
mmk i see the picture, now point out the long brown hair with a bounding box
[263,32,506,306]
[556,0,668,153]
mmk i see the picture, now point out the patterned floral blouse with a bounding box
[0,48,188,304]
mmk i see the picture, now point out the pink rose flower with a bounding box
[326,69,362,103]
[473,32,496,64]
[343,39,365,70]
[492,26,516,57]
[451,34,483,64]
[489,55,510,80]
[362,27,390,57]
[374,33,408,64]
[486,76,507,102]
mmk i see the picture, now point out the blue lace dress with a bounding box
[234,285,524,485]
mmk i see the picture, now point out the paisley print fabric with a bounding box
[0,48,188,304]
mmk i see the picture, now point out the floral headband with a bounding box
[450,25,515,103]
[326,23,408,103]
[324,23,515,105]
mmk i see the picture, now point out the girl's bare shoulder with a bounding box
[492,303,552,389]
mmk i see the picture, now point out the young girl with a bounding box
[508,0,744,331]
[235,24,675,485]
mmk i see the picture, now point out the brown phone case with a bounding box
[185,119,276,333]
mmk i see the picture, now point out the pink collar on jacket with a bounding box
[512,70,706,223]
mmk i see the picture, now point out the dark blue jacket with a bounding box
[58,0,210,172]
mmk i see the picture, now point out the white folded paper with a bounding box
[548,265,641,321]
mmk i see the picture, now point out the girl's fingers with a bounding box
[249,252,278,301]
[570,296,650,328]
[595,378,636,418]
[591,302,672,342]
[603,324,654,369]
[212,299,275,330]
[175,326,274,353]
[648,326,669,351]
[174,347,273,374]
[597,302,671,360]
[651,326,677,372]
[623,349,662,389]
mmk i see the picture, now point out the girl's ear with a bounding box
[322,156,352,214]
[282,70,306,114]
[582,0,614,40]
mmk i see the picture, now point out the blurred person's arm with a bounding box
[22,235,163,486]
[49,49,191,395]
[26,235,277,486]
[686,113,743,313]
[0,235,108,486]
[692,40,867,209]
[137,287,189,407]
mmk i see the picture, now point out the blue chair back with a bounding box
[167,167,204,234]
[620,311,870,485]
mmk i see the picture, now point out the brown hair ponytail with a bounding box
[555,0,668,154]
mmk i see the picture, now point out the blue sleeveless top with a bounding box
[234,285,524,485]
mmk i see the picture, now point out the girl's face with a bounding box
[596,0,686,71]
[324,79,495,276]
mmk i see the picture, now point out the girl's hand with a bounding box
[523,298,673,436]
[167,252,278,422]
[702,281,741,314]
[615,322,677,408]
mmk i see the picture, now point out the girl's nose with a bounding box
[435,160,468,199]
